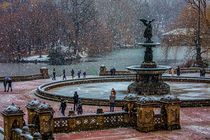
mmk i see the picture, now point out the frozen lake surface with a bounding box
[49,82,210,100]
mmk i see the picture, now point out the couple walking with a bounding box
[73,91,83,115]
[59,91,82,116]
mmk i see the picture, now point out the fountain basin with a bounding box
[137,42,160,46]
[35,76,210,107]
[127,65,170,75]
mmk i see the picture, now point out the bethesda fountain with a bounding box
[127,19,170,95]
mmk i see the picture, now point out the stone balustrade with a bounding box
[1,96,181,139]
[99,65,210,76]
[0,67,49,82]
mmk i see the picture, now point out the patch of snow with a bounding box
[78,51,88,58]
[4,103,21,112]
[137,96,159,103]
[37,102,50,110]
[162,28,194,36]
[22,55,49,61]
[28,99,41,106]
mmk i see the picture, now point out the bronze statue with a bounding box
[140,19,155,43]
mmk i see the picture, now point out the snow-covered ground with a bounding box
[22,55,49,61]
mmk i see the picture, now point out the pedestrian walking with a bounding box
[78,70,81,78]
[77,99,83,115]
[202,68,206,77]
[113,67,116,75]
[63,69,66,80]
[73,91,79,111]
[59,99,67,116]
[169,68,174,76]
[71,69,75,79]
[200,68,206,77]
[111,88,116,95]
[83,72,86,78]
[109,88,116,112]
[110,68,113,76]
[176,66,180,76]
[52,68,56,80]
[7,77,12,92]
[3,77,8,92]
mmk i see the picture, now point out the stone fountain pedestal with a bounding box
[127,42,170,95]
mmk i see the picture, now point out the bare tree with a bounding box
[185,0,207,67]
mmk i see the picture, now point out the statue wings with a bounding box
[140,19,148,26]
[140,19,155,25]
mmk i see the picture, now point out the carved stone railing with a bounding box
[154,114,165,130]
[53,111,128,133]
[99,65,210,76]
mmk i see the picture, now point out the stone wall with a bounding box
[0,67,49,82]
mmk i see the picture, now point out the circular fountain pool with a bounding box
[48,81,210,100]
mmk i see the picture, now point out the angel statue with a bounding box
[140,19,155,43]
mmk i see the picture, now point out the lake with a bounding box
[0,46,191,77]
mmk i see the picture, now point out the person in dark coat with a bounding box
[52,68,56,80]
[76,99,83,115]
[110,68,113,76]
[77,70,81,78]
[71,69,75,79]
[83,72,86,78]
[200,68,206,77]
[59,99,67,116]
[113,67,116,75]
[176,66,180,76]
[7,77,12,92]
[63,69,66,80]
[3,77,8,92]
[73,91,79,111]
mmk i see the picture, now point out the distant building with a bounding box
[162,28,194,46]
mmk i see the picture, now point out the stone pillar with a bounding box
[40,67,50,79]
[26,99,41,124]
[68,108,75,116]
[69,118,76,131]
[123,95,137,126]
[99,65,107,76]
[160,95,181,130]
[136,97,155,132]
[1,103,25,140]
[97,116,104,129]
[96,107,103,114]
[33,132,41,140]
[35,102,54,139]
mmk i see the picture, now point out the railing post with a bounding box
[26,99,41,125]
[160,95,181,130]
[68,108,75,116]
[1,103,25,140]
[137,97,155,132]
[40,67,49,79]
[35,102,54,139]
[33,132,41,140]
[97,116,104,129]
[99,65,107,76]
[96,107,104,129]
[123,95,137,126]
[69,118,76,131]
